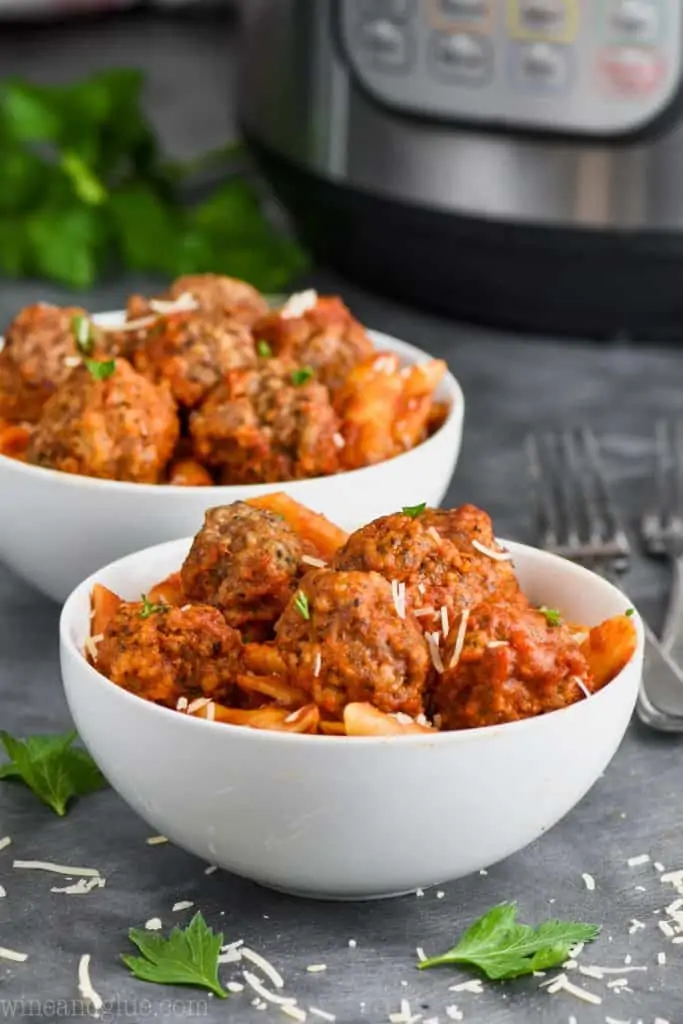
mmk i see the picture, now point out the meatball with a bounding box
[95,602,242,706]
[181,502,304,630]
[132,309,257,409]
[0,303,112,422]
[127,274,269,327]
[275,569,430,718]
[27,358,179,482]
[254,294,374,393]
[333,505,519,635]
[432,598,593,730]
[190,358,342,484]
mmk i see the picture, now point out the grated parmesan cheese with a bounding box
[306,964,327,973]
[628,918,646,934]
[206,702,216,722]
[659,921,675,938]
[187,697,211,714]
[440,606,449,636]
[582,872,596,891]
[78,954,103,1014]
[448,980,483,994]
[0,837,11,852]
[227,982,245,993]
[426,633,445,673]
[428,527,442,543]
[487,640,509,648]
[372,355,396,374]
[654,861,666,872]
[445,1009,463,1022]
[84,634,104,660]
[13,859,100,877]
[309,1009,335,1022]
[302,555,327,569]
[149,292,199,315]
[64,355,82,368]
[0,886,5,898]
[333,432,345,449]
[572,676,591,700]
[416,947,427,962]
[172,900,194,912]
[205,865,217,875]
[388,999,421,1024]
[471,539,512,562]
[176,697,188,712]
[51,877,105,895]
[0,947,27,963]
[449,609,470,669]
[544,973,601,1005]
[281,1006,307,1022]
[241,947,284,989]
[414,608,436,618]
[145,918,162,931]
[627,854,651,867]
[415,888,424,897]
[313,651,322,678]
[242,971,297,1006]
[436,890,445,899]
[146,835,168,846]
[348,939,357,948]
[658,952,667,965]
[281,289,318,320]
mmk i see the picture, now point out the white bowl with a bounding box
[59,537,643,901]
[0,317,464,603]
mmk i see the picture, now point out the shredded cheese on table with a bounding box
[0,885,5,898]
[172,900,194,912]
[448,980,483,994]
[581,872,596,891]
[0,837,11,852]
[78,954,103,1014]
[309,1009,335,1022]
[51,877,105,895]
[146,835,168,846]
[241,948,284,989]
[543,973,601,1005]
[145,918,162,931]
[627,854,651,867]
[0,947,27,963]
[13,859,100,877]
[280,1006,307,1022]
[242,971,297,1007]
[306,964,327,973]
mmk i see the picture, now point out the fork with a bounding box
[641,420,683,666]
[526,427,683,732]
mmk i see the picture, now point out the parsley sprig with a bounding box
[294,590,311,621]
[72,313,95,356]
[291,367,314,387]
[140,594,170,620]
[256,339,272,358]
[85,358,116,382]
[0,71,307,290]
[0,729,107,816]
[122,912,227,998]
[418,902,599,980]
[539,606,563,627]
[402,503,427,518]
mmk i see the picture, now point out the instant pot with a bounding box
[240,0,683,337]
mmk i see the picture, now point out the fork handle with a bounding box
[660,555,683,664]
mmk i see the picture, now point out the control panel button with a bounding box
[511,40,574,90]
[508,0,579,42]
[357,0,415,21]
[439,0,488,17]
[429,30,494,84]
[357,19,412,69]
[524,41,563,76]
[521,0,565,25]
[598,45,665,93]
[610,0,659,39]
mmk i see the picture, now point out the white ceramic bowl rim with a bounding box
[1,319,464,496]
[60,538,643,747]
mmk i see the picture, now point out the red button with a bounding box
[598,47,665,95]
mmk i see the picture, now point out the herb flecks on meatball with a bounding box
[95,602,243,707]
[181,502,304,631]
[275,568,430,719]
[190,358,342,484]
[27,358,179,483]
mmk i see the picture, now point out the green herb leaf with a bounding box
[539,607,563,628]
[418,902,599,980]
[122,912,227,998]
[294,590,310,621]
[72,313,95,356]
[84,358,116,382]
[256,340,272,358]
[60,151,107,206]
[140,594,169,620]
[402,503,427,519]
[625,608,635,617]
[0,729,107,816]
[291,367,314,387]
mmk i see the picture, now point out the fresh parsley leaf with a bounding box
[626,608,635,617]
[539,606,563,627]
[85,358,116,382]
[0,729,107,816]
[72,313,95,356]
[294,590,310,621]
[140,594,169,619]
[291,367,314,387]
[257,340,272,358]
[418,902,599,980]
[403,503,427,518]
[122,912,227,998]
[60,151,107,206]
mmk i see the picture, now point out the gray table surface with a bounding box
[3,8,683,1024]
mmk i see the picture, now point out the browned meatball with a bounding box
[181,503,304,631]
[254,295,374,393]
[333,505,519,636]
[432,598,593,730]
[190,358,342,484]
[275,569,430,718]
[27,358,179,482]
[127,274,269,327]
[132,309,257,409]
[95,602,243,706]
[0,303,112,423]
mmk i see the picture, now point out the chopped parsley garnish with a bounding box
[626,608,635,617]
[0,729,107,816]
[256,339,272,358]
[139,594,170,619]
[84,358,116,381]
[72,313,95,356]
[291,366,314,387]
[539,606,562,627]
[418,902,600,980]
[402,503,427,518]
[122,912,227,998]
[294,590,310,620]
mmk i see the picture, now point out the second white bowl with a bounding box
[0,324,463,602]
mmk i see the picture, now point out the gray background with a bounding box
[2,7,683,1024]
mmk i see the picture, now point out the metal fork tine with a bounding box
[562,427,602,548]
[655,419,670,527]
[525,433,560,549]
[672,420,683,534]
[580,426,631,562]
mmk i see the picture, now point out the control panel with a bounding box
[338,1,682,135]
